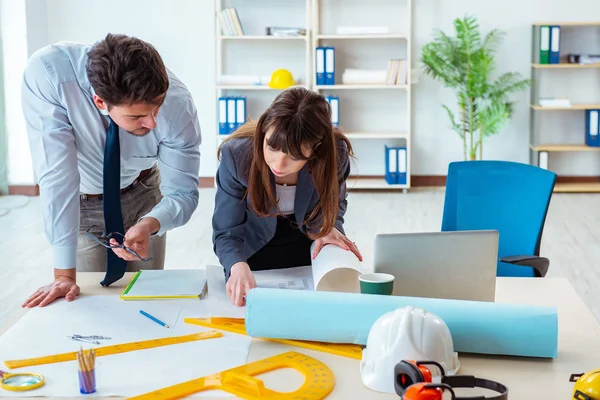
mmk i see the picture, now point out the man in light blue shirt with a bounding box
[20,33,201,307]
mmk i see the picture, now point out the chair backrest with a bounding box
[441,160,556,258]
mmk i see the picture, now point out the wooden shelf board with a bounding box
[218,35,307,40]
[530,144,600,152]
[532,63,600,68]
[218,132,409,141]
[347,177,409,190]
[533,22,600,27]
[216,85,278,90]
[315,84,408,90]
[345,132,409,139]
[531,104,600,110]
[316,34,408,40]
[554,182,600,193]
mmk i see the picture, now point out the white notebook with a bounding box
[120,269,208,300]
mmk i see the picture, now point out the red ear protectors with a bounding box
[401,383,456,400]
[395,360,445,391]
[394,360,509,400]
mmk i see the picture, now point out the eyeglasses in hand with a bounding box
[84,225,153,262]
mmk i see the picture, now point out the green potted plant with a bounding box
[420,15,530,161]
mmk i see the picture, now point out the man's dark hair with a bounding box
[86,33,169,107]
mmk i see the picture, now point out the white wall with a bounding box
[5,0,600,182]
[43,0,216,177]
[24,0,48,57]
[1,0,35,185]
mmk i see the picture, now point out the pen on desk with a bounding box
[139,310,170,328]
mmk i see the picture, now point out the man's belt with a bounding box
[79,167,153,201]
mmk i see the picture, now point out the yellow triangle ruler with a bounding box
[127,351,335,400]
[4,330,222,369]
[184,317,363,360]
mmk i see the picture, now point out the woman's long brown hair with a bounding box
[218,86,353,239]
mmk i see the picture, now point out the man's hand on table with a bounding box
[22,268,80,308]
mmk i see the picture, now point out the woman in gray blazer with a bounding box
[212,87,362,305]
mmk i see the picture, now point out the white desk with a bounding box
[1,271,599,399]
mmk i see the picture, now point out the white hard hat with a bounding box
[360,306,460,394]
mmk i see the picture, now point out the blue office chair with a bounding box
[441,160,557,277]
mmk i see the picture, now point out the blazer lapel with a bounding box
[268,172,278,215]
[294,164,315,230]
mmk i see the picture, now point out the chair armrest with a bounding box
[499,255,549,277]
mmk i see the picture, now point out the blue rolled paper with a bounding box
[245,288,558,358]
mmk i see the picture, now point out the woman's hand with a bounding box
[312,228,363,261]
[226,262,257,306]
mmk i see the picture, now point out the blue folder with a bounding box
[586,109,600,146]
[226,98,236,134]
[397,147,407,184]
[316,47,325,85]
[235,97,246,131]
[385,146,398,184]
[218,97,227,135]
[325,47,335,85]
[325,96,339,126]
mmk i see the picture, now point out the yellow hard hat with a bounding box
[571,369,600,399]
[269,69,295,89]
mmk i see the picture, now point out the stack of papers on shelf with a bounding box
[217,75,271,86]
[342,68,387,84]
[266,26,306,37]
[538,98,572,107]
[568,54,600,64]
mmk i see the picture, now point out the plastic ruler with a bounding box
[126,351,335,400]
[4,331,222,369]
[184,317,363,360]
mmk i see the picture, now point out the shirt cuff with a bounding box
[221,251,247,281]
[140,207,173,236]
[53,245,78,270]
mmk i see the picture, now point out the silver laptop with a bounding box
[373,230,498,302]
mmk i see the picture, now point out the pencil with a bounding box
[86,349,96,390]
[77,348,91,393]
[139,310,170,328]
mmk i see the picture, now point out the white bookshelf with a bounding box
[215,85,280,90]
[217,36,309,41]
[345,131,408,140]
[314,84,409,90]
[311,0,413,192]
[214,0,312,169]
[214,0,413,192]
[347,178,408,190]
[316,34,409,40]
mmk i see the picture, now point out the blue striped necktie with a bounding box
[100,117,127,287]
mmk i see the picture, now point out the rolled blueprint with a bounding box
[245,288,558,358]
[310,243,365,293]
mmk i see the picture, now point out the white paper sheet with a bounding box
[203,265,247,319]
[244,244,365,294]
[205,243,365,300]
[253,265,315,291]
[0,292,251,397]
[259,278,312,290]
[121,269,207,298]
[310,243,365,293]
